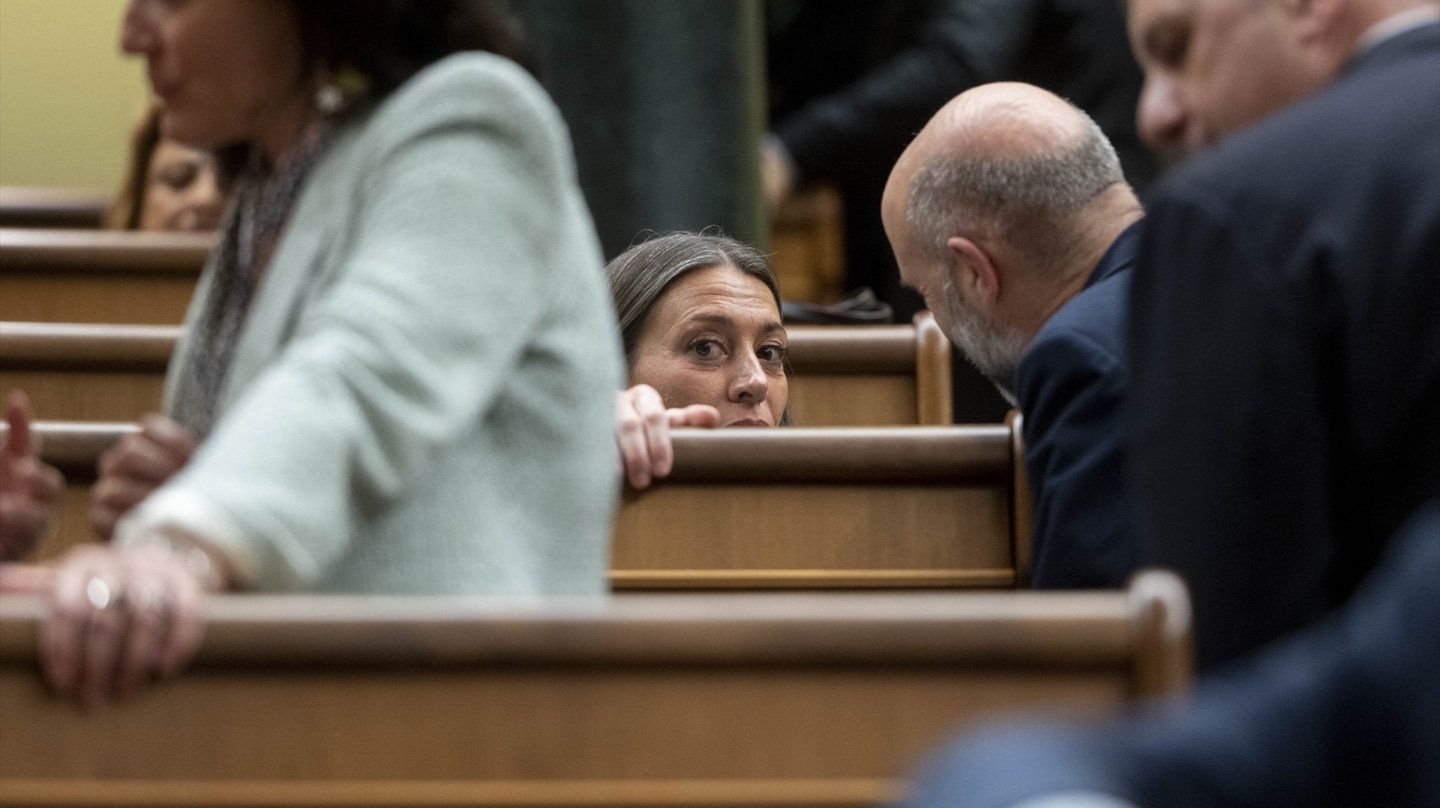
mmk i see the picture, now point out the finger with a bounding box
[79,592,128,708]
[615,402,653,489]
[92,475,156,518]
[0,563,56,594]
[157,569,205,677]
[42,553,100,695]
[635,395,674,480]
[115,582,169,699]
[34,461,64,503]
[103,435,187,485]
[138,414,198,462]
[668,405,720,428]
[90,477,158,543]
[3,390,34,458]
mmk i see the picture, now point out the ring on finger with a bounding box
[85,577,124,611]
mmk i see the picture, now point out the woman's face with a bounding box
[120,0,308,151]
[629,265,789,427]
[139,139,225,232]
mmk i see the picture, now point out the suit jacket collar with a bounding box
[1085,219,1143,290]
[1343,19,1440,78]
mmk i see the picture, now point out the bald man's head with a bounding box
[882,83,1140,397]
[886,83,1129,282]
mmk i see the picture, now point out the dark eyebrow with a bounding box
[683,313,786,335]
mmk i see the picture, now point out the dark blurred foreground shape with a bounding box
[907,500,1440,808]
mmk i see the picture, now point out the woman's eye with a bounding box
[690,339,720,358]
[758,344,788,363]
[157,163,198,191]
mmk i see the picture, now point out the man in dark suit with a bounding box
[883,82,1146,588]
[1124,0,1440,668]
[906,499,1440,808]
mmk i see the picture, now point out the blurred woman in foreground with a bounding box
[607,232,790,490]
[35,0,622,706]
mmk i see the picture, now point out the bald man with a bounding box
[883,83,1145,589]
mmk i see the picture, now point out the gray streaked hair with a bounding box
[604,231,781,365]
[907,108,1125,279]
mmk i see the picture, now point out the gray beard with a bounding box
[941,276,1028,406]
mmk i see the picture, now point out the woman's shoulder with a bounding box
[358,52,566,153]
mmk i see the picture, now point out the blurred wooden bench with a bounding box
[1,315,953,426]
[0,187,109,230]
[19,423,1030,590]
[770,184,845,304]
[0,580,1192,807]
[0,229,211,324]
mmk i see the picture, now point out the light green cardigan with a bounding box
[152,54,623,595]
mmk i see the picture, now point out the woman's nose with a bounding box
[728,354,769,404]
[187,168,225,211]
[119,0,159,56]
[1136,75,1188,153]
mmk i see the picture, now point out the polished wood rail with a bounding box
[1,314,953,426]
[0,187,109,229]
[0,579,1192,807]
[11,423,1030,590]
[0,229,212,323]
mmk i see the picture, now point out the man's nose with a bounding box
[1136,75,1189,152]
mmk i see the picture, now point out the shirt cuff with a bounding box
[114,487,259,587]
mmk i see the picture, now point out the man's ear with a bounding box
[946,235,1001,310]
[1279,0,1346,46]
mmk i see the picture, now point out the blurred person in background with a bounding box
[103,101,231,232]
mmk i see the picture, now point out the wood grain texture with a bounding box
[0,582,1191,806]
[13,423,1018,591]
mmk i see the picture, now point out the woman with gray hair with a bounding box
[606,232,791,489]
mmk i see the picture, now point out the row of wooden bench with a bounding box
[0,318,954,428]
[0,576,1191,807]
[13,421,1032,593]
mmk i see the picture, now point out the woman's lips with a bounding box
[726,418,770,427]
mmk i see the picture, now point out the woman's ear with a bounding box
[946,235,1001,310]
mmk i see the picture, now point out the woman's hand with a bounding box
[1,391,64,561]
[615,385,719,490]
[42,539,223,707]
[91,415,197,542]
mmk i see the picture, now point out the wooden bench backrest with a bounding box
[20,423,1030,590]
[0,582,1192,807]
[1,316,953,426]
[0,188,109,230]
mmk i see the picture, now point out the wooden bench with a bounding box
[19,423,1030,590]
[0,579,1192,807]
[770,184,845,304]
[0,187,109,230]
[0,229,212,324]
[1,316,953,427]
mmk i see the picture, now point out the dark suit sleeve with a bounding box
[1127,185,1340,669]
[907,503,1440,808]
[774,0,1041,183]
[1018,327,1138,589]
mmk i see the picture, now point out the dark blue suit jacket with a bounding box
[1016,220,1142,589]
[1127,23,1440,669]
[907,499,1440,808]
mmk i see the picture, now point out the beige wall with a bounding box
[0,0,148,189]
